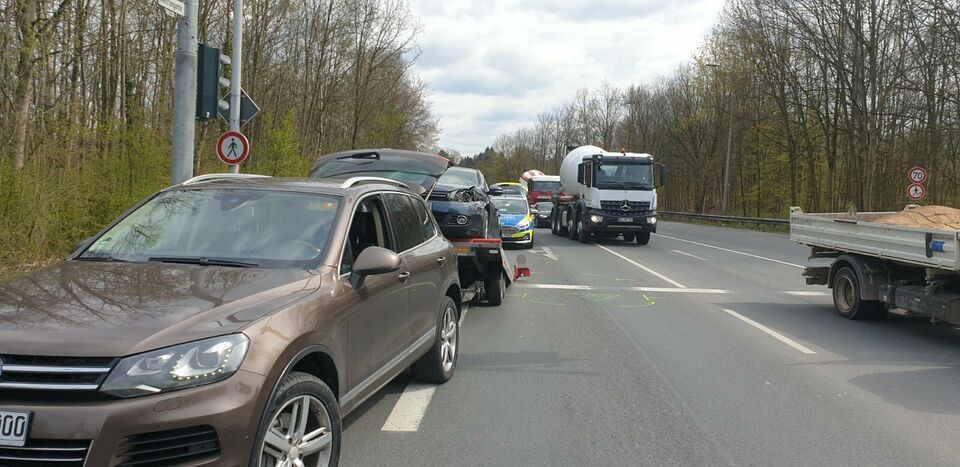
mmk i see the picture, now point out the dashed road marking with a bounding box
[514,283,727,294]
[672,250,709,261]
[783,291,829,296]
[381,382,437,432]
[594,243,687,288]
[723,308,816,354]
[655,234,804,269]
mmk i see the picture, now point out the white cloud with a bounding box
[410,0,725,155]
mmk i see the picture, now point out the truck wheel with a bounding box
[832,267,886,320]
[568,215,579,241]
[551,214,559,235]
[636,232,651,245]
[486,272,505,306]
[578,218,590,243]
[558,214,569,236]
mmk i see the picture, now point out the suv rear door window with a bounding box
[383,193,427,252]
[411,197,438,239]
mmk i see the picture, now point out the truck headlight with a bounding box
[649,216,657,224]
[101,334,249,398]
[590,214,603,223]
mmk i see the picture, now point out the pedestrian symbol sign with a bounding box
[907,183,926,201]
[907,166,928,184]
[217,131,249,165]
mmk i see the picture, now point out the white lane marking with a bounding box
[672,250,709,261]
[540,246,559,261]
[655,233,804,269]
[381,382,437,432]
[783,291,829,296]
[723,308,816,354]
[514,283,728,294]
[594,243,687,288]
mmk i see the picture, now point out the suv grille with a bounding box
[0,355,115,391]
[114,426,220,466]
[0,439,90,466]
[600,200,651,216]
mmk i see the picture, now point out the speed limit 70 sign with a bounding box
[908,166,928,184]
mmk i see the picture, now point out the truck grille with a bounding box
[0,355,115,391]
[600,200,651,216]
[114,426,220,466]
[0,439,90,466]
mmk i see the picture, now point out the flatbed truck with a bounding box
[790,206,960,322]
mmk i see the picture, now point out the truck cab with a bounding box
[552,146,666,245]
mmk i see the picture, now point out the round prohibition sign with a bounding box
[907,166,928,184]
[217,131,249,165]
[907,183,926,201]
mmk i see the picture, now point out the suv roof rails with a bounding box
[181,173,272,185]
[340,176,412,191]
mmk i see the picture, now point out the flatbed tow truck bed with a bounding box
[447,238,529,306]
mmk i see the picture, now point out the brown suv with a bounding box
[0,174,461,466]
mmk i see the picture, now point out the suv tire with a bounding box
[411,296,460,383]
[253,372,340,467]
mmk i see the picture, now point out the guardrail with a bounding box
[659,211,789,226]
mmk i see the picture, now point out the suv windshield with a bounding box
[80,189,340,267]
[493,198,528,215]
[595,163,654,190]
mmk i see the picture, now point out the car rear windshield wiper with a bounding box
[148,256,260,268]
[75,256,129,262]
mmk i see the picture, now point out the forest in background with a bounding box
[0,0,437,275]
[466,0,960,218]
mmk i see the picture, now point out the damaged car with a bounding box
[310,150,502,239]
[428,166,502,239]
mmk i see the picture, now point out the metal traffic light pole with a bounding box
[228,0,243,174]
[171,0,199,184]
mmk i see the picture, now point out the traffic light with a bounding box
[196,43,230,121]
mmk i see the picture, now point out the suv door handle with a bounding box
[398,271,411,281]
[436,256,447,265]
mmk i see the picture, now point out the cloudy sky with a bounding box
[408,0,726,156]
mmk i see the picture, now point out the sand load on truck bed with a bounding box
[872,205,960,230]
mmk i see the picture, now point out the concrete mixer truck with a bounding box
[549,145,666,245]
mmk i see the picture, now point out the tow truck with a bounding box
[309,148,530,307]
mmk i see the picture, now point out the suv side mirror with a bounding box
[350,246,401,289]
[656,164,667,188]
[487,185,503,196]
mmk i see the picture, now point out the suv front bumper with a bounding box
[1,369,267,466]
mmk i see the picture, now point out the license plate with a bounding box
[0,410,31,447]
[618,217,633,223]
[455,246,472,256]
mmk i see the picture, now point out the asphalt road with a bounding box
[340,221,960,466]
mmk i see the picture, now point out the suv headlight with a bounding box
[101,334,249,398]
